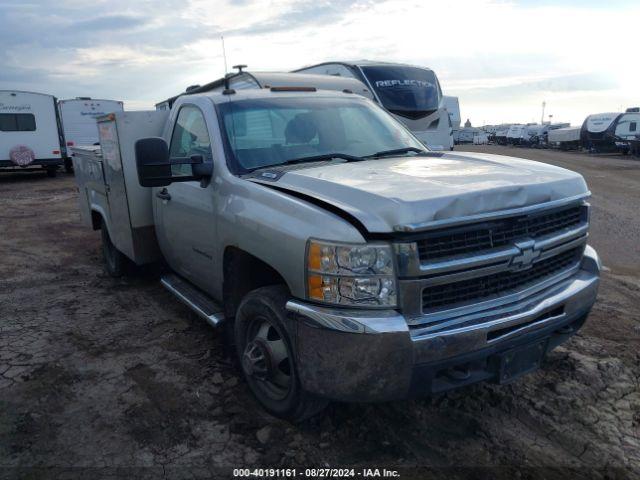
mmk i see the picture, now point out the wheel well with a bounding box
[91,211,103,230]
[223,247,288,318]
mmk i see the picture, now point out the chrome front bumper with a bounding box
[286,246,600,402]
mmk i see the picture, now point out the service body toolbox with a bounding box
[72,111,168,264]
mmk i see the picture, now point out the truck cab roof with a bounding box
[184,86,371,106]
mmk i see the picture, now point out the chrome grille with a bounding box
[421,246,582,312]
[417,205,584,261]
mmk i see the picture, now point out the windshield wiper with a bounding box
[363,147,427,159]
[276,153,365,167]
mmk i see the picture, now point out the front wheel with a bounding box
[101,219,127,277]
[234,285,327,422]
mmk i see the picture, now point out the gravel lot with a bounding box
[1,146,639,479]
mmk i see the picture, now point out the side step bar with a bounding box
[160,274,225,327]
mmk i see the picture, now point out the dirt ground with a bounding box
[1,147,638,479]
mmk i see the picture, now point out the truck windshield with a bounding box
[360,65,441,119]
[219,96,426,172]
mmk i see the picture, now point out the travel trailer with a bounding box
[613,111,640,154]
[294,61,453,151]
[156,70,374,111]
[493,126,510,145]
[58,97,124,171]
[506,124,527,145]
[548,126,581,150]
[455,127,478,144]
[0,90,64,176]
[443,96,460,149]
[580,112,622,152]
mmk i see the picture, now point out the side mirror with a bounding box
[135,137,171,187]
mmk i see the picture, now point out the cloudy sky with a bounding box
[1,0,638,125]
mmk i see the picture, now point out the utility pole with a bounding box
[541,101,546,125]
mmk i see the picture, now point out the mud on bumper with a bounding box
[286,246,600,402]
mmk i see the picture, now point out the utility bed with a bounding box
[72,110,168,265]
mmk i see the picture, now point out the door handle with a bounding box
[156,188,171,201]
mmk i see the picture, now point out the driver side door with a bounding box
[154,104,217,293]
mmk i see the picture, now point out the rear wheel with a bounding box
[234,285,327,422]
[64,158,74,174]
[101,219,127,277]
[45,167,57,178]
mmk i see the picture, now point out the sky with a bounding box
[1,0,638,126]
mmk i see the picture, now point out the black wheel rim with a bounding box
[242,315,292,401]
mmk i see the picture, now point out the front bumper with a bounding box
[286,246,600,402]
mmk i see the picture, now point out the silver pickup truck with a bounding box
[73,86,600,421]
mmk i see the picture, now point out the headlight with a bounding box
[306,240,397,307]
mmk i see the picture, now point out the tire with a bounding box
[46,167,57,178]
[234,285,328,422]
[64,158,74,174]
[101,219,127,277]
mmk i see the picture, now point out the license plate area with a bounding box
[496,339,548,384]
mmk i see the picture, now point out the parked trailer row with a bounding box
[482,108,640,155]
[0,90,123,176]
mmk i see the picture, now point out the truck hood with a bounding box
[251,152,589,233]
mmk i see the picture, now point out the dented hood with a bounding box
[253,152,589,233]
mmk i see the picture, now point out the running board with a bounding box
[160,274,225,327]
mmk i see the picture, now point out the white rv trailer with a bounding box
[294,61,453,151]
[580,112,622,152]
[59,98,124,147]
[443,96,460,149]
[443,96,460,130]
[506,124,527,145]
[472,131,490,145]
[156,71,374,111]
[456,127,478,144]
[548,126,581,150]
[58,97,124,172]
[0,90,64,176]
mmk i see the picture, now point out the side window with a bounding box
[0,113,36,132]
[630,122,637,132]
[169,106,213,176]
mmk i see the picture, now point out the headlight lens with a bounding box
[307,240,397,307]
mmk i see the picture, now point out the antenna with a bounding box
[221,35,228,75]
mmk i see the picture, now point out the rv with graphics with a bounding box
[0,90,64,176]
[613,111,640,153]
[580,112,622,152]
[294,61,453,151]
[72,85,599,421]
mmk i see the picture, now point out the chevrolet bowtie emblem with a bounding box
[510,239,541,271]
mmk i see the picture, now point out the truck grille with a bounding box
[421,246,582,312]
[417,205,583,261]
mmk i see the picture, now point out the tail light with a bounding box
[52,150,60,155]
[67,141,75,146]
